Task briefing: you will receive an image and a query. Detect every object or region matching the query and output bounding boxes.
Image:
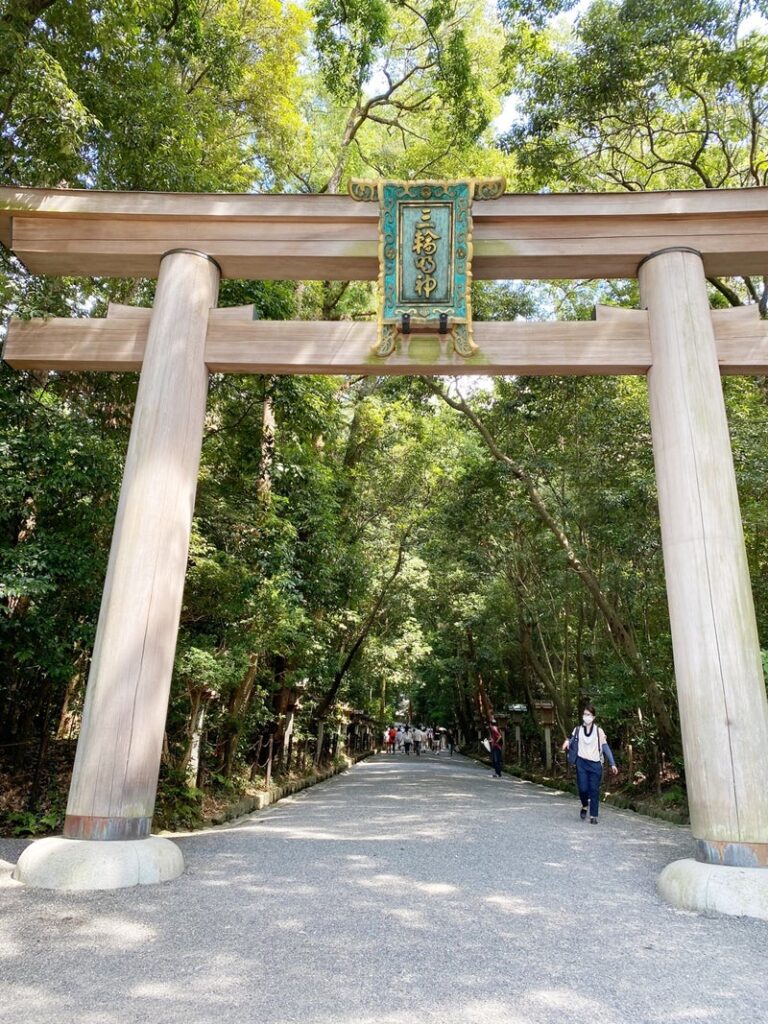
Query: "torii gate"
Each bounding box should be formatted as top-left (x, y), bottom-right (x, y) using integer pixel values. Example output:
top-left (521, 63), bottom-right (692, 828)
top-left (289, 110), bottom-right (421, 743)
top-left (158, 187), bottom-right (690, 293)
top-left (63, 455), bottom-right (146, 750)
top-left (3, 185), bottom-right (768, 919)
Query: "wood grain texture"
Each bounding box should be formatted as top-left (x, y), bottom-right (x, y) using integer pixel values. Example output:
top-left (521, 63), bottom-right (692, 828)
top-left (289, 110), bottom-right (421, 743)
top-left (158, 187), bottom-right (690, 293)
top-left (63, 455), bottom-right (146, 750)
top-left (106, 302), bottom-right (255, 321)
top-left (4, 318), bottom-right (147, 371)
top-left (3, 185), bottom-right (768, 280)
top-left (641, 249), bottom-right (768, 846)
top-left (6, 311), bottom-right (768, 375)
top-left (204, 319), bottom-right (653, 375)
top-left (64, 251), bottom-right (219, 830)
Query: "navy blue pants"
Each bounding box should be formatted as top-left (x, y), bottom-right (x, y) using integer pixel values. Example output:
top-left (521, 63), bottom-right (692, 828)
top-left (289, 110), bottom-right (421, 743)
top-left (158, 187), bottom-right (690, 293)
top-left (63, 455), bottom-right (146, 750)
top-left (491, 746), bottom-right (503, 777)
top-left (576, 756), bottom-right (603, 817)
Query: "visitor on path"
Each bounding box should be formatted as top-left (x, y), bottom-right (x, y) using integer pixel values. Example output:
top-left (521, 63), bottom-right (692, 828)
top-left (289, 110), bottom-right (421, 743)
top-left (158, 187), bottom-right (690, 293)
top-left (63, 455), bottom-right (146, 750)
top-left (388, 726), bottom-right (397, 753)
top-left (396, 726), bottom-right (404, 751)
top-left (383, 727), bottom-right (390, 751)
top-left (446, 729), bottom-right (454, 756)
top-left (562, 705), bottom-right (618, 823)
top-left (489, 719), bottom-right (503, 778)
top-left (403, 726), bottom-right (412, 755)
top-left (412, 726), bottom-right (423, 756)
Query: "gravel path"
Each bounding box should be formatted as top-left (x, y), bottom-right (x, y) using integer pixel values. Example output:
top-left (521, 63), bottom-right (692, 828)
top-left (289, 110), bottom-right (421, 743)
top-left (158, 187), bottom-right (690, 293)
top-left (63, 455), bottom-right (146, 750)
top-left (1, 753), bottom-right (766, 1024)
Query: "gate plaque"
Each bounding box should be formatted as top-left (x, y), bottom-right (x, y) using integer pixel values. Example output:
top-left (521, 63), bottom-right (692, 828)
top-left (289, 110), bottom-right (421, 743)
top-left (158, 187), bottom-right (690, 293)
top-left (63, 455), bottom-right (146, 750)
top-left (350, 178), bottom-right (505, 357)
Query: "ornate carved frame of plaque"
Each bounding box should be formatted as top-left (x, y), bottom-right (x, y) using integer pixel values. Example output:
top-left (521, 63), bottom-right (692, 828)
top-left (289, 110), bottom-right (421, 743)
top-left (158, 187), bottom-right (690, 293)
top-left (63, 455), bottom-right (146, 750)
top-left (349, 178), bottom-right (505, 357)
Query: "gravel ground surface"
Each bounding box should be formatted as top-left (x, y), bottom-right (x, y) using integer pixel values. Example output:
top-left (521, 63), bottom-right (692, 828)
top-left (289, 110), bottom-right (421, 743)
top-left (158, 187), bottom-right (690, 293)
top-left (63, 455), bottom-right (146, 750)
top-left (1, 753), bottom-right (767, 1024)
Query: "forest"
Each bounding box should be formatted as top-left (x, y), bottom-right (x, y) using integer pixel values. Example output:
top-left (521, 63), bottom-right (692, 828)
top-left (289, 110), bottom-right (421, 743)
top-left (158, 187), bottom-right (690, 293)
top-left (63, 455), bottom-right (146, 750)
top-left (2, 0), bottom-right (768, 834)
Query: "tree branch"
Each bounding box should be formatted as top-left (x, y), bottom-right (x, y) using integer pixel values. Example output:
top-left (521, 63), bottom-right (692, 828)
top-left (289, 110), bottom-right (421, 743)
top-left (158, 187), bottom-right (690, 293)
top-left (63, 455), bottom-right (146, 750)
top-left (314, 530), bottom-right (410, 721)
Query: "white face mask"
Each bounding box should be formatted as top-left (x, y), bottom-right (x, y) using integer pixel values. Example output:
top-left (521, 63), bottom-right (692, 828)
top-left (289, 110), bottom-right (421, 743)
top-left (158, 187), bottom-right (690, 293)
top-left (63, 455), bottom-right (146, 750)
top-left (582, 714), bottom-right (595, 726)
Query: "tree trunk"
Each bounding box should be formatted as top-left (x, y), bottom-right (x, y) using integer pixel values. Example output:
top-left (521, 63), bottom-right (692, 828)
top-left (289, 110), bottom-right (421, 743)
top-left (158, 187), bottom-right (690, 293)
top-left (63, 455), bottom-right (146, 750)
top-left (220, 652), bottom-right (260, 779)
top-left (181, 688), bottom-right (208, 786)
top-left (257, 392), bottom-right (276, 500)
top-left (314, 720), bottom-right (325, 767)
top-left (249, 735), bottom-right (264, 781)
top-left (466, 625), bottom-right (493, 726)
top-left (314, 533), bottom-right (409, 726)
top-left (56, 652), bottom-right (87, 740)
top-left (519, 620), bottom-right (570, 738)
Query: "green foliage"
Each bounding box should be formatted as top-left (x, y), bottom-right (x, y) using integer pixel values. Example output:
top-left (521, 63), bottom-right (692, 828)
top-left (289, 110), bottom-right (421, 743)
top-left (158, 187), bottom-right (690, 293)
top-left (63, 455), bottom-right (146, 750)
top-left (312, 0), bottom-right (391, 100)
top-left (659, 785), bottom-right (686, 807)
top-left (153, 768), bottom-right (205, 831)
top-left (506, 0), bottom-right (768, 198)
top-left (499, 0), bottom-right (579, 31)
top-left (0, 0), bottom-right (309, 190)
top-left (299, 0), bottom-right (512, 192)
top-left (0, 807), bottom-right (65, 837)
top-left (0, 364), bottom-right (127, 748)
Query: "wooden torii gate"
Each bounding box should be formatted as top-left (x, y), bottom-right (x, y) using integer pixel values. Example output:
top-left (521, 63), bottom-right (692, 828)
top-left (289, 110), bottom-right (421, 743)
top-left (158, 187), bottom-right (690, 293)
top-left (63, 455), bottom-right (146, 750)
top-left (3, 185), bottom-right (768, 917)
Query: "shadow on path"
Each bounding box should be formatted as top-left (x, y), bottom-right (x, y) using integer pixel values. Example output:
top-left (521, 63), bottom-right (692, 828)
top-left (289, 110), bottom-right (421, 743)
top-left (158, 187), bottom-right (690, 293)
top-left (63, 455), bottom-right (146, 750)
top-left (0, 754), bottom-right (765, 1024)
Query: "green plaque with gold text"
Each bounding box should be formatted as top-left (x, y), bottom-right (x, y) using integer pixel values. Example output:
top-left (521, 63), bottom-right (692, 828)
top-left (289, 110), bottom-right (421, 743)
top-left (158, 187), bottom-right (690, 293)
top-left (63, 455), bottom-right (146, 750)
top-left (350, 178), bottom-right (505, 357)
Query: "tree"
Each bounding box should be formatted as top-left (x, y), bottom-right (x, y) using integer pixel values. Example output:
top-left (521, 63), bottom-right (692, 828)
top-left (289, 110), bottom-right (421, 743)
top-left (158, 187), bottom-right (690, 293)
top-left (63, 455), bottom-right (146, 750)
top-left (293, 0), bottom-right (514, 192)
top-left (0, 0), bottom-right (309, 190)
top-left (505, 0), bottom-right (768, 306)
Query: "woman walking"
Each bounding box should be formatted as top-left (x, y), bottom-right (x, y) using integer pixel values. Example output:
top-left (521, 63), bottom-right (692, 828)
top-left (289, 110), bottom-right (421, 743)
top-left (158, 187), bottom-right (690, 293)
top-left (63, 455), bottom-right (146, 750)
top-left (489, 719), bottom-right (503, 778)
top-left (403, 726), bottom-right (412, 755)
top-left (562, 705), bottom-right (618, 823)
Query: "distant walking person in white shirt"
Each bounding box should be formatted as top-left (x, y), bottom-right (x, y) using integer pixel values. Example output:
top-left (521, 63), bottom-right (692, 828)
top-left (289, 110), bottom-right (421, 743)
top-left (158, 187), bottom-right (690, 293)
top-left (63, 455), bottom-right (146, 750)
top-left (562, 704), bottom-right (617, 823)
top-left (402, 726), bottom-right (412, 755)
top-left (412, 726), bottom-right (423, 756)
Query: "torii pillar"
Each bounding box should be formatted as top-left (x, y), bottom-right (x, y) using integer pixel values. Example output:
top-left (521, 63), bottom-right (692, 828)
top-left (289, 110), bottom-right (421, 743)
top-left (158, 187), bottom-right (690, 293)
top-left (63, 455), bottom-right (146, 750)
top-left (640, 247), bottom-right (768, 918)
top-left (14, 249), bottom-right (219, 889)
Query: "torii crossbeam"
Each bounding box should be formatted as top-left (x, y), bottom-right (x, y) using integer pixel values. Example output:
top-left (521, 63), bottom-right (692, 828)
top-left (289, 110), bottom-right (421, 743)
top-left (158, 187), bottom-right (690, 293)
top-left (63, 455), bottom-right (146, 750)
top-left (3, 185), bottom-right (768, 920)
top-left (4, 185), bottom-right (768, 374)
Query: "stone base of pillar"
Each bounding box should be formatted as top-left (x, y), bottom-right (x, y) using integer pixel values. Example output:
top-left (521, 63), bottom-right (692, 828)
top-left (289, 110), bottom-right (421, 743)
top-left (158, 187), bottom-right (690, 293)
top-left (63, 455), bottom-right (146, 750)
top-left (12, 836), bottom-right (184, 891)
top-left (658, 858), bottom-right (768, 921)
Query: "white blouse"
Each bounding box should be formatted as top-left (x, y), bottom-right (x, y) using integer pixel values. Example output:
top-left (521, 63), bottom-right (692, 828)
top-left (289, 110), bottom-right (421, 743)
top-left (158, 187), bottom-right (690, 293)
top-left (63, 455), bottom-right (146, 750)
top-left (577, 724), bottom-right (606, 762)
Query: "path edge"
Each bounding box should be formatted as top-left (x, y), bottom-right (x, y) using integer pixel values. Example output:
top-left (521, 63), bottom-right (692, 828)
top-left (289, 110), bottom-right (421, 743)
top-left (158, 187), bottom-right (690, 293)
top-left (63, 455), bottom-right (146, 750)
top-left (170, 750), bottom-right (375, 833)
